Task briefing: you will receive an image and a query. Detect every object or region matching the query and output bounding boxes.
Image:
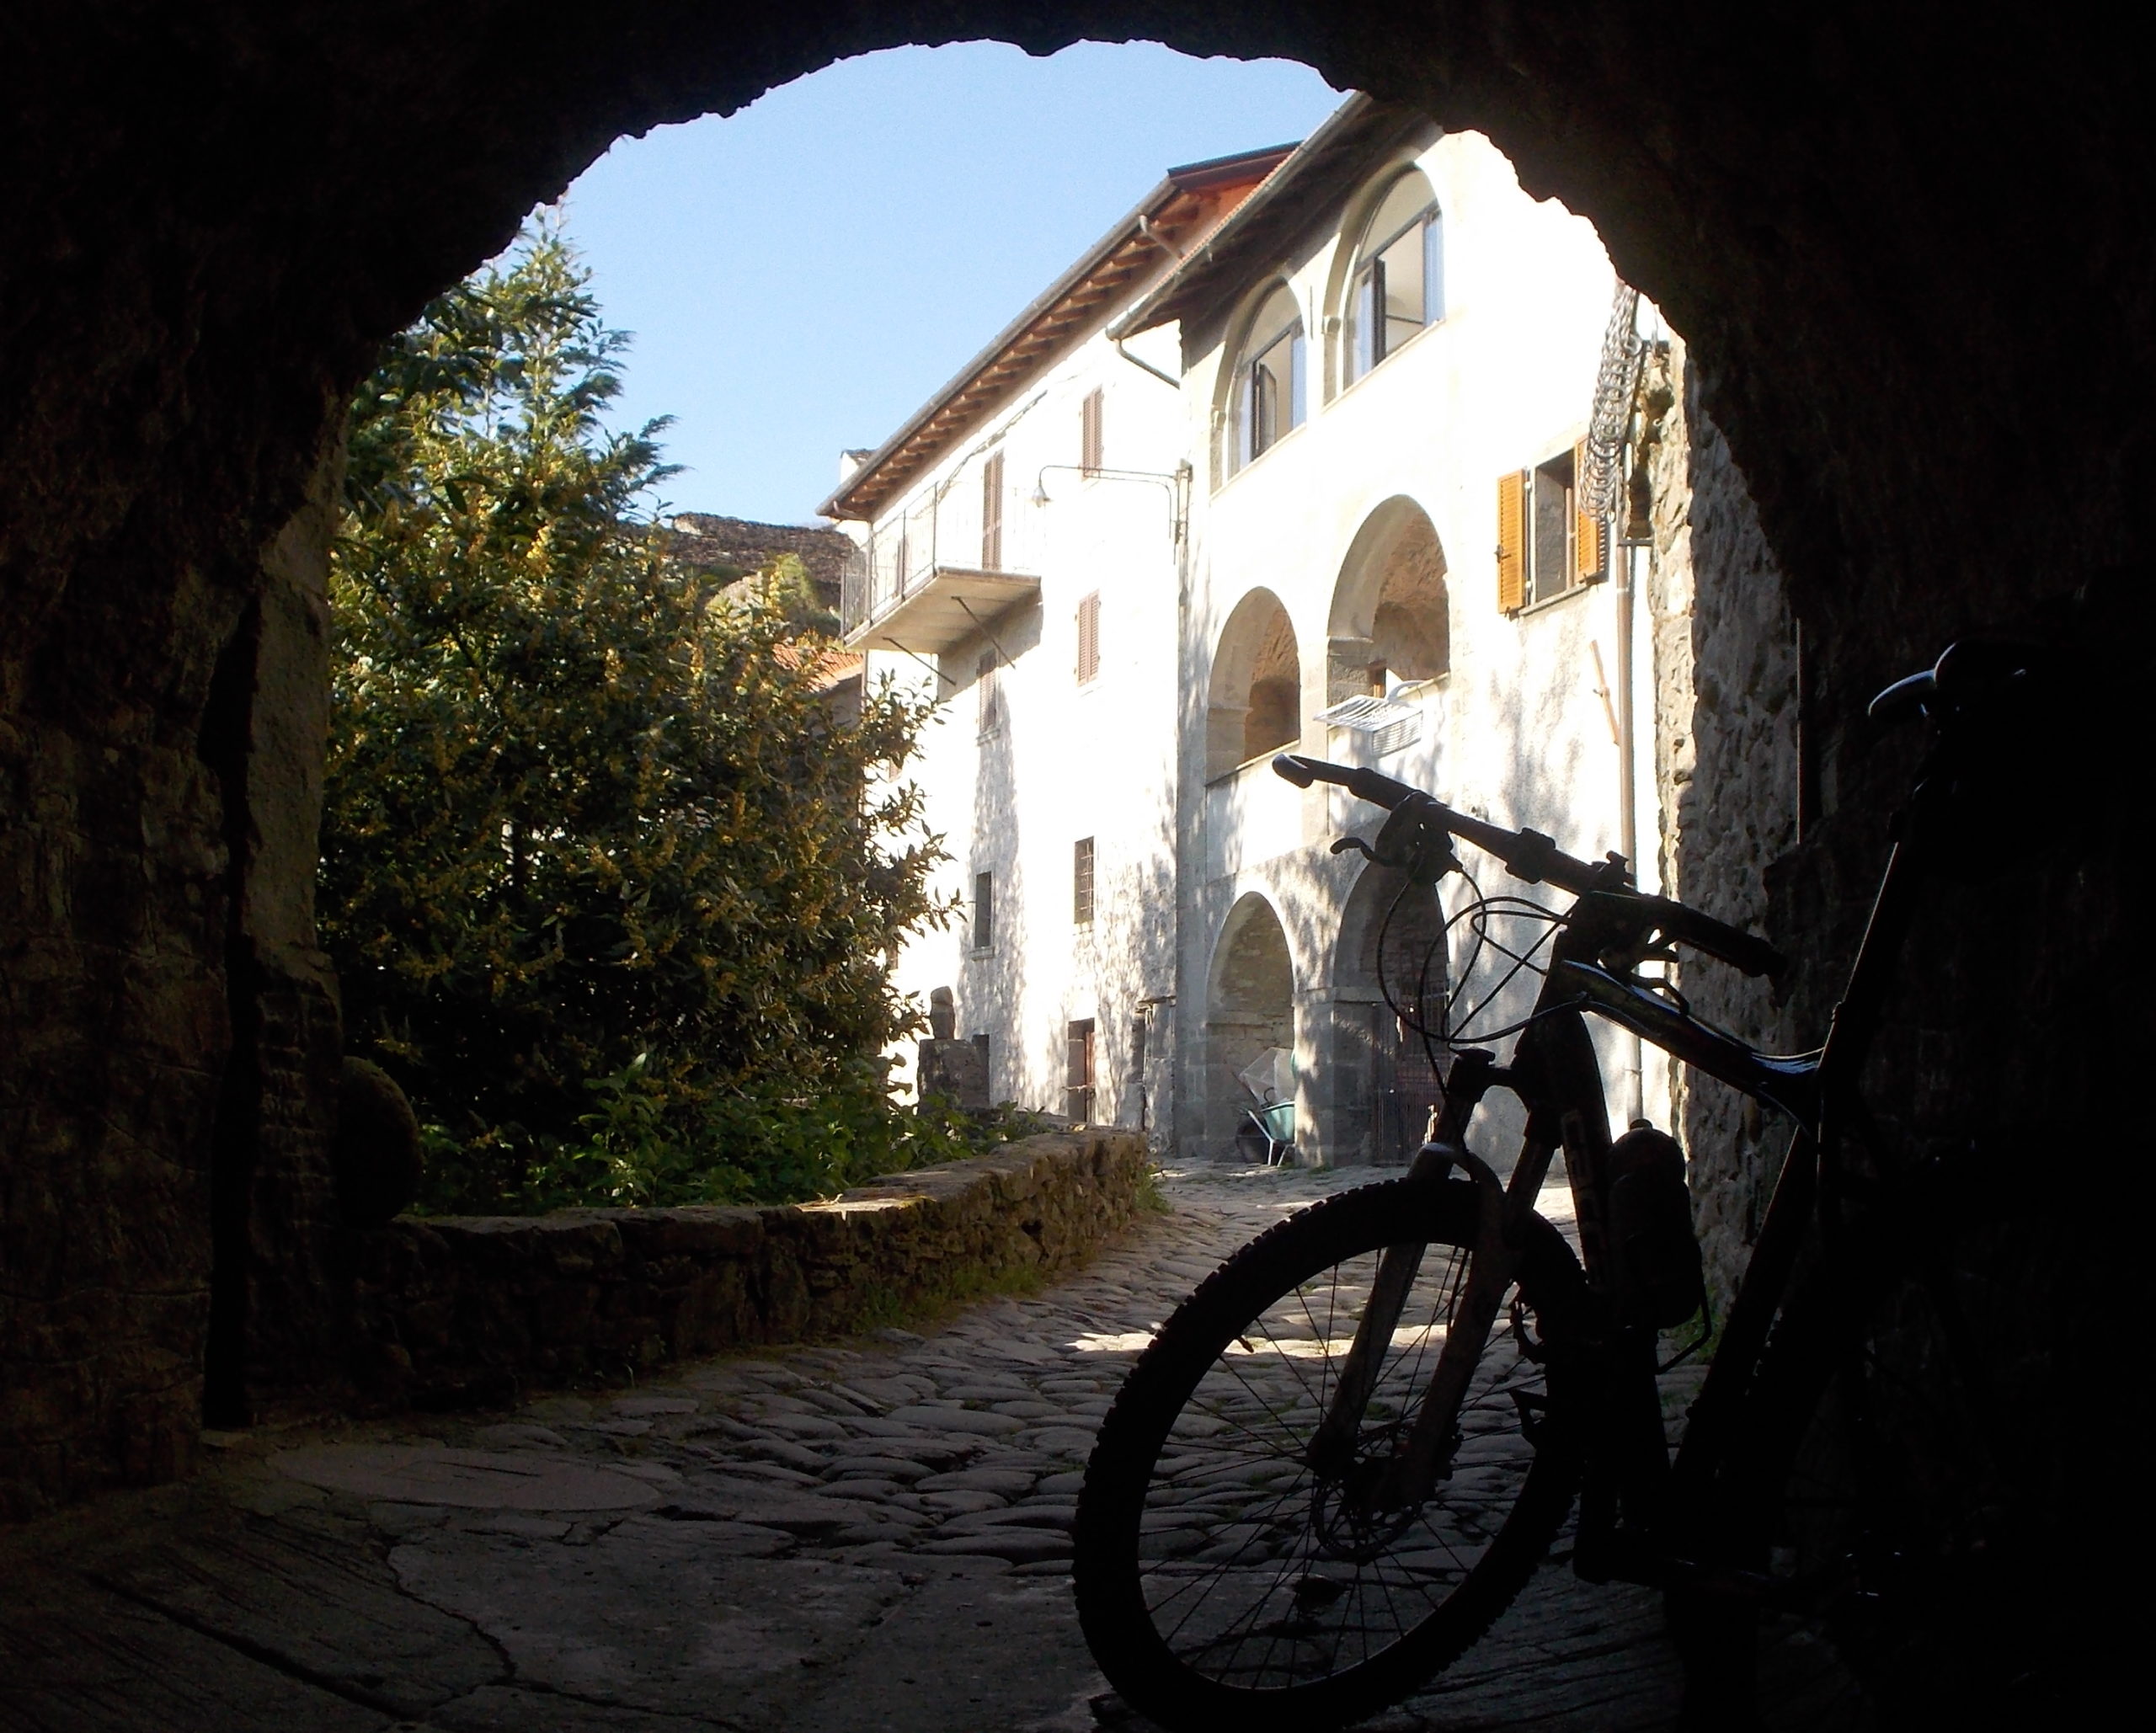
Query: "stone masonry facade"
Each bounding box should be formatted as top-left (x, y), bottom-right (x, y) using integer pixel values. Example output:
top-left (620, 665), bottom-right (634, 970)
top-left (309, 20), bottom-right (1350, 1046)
top-left (1646, 341), bottom-right (1800, 1305)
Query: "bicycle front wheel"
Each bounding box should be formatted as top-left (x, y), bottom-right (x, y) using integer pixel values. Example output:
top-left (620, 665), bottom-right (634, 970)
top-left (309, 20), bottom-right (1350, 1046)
top-left (1072, 1177), bottom-right (1587, 1733)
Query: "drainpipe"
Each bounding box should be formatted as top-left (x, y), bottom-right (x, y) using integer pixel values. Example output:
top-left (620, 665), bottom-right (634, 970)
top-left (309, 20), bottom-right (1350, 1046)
top-left (1113, 335), bottom-right (1182, 392)
top-left (1614, 536), bottom-right (1645, 1126)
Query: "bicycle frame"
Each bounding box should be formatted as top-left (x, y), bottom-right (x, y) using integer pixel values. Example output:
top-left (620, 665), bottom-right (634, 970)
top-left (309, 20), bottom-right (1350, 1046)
top-left (1313, 810), bottom-right (1936, 1581)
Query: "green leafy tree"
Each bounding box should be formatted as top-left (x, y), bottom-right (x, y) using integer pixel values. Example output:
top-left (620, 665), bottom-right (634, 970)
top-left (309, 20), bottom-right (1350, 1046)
top-left (322, 227), bottom-right (953, 1212)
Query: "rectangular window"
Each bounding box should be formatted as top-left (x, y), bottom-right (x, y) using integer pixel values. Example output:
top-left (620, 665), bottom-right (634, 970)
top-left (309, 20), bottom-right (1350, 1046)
top-left (1376, 221), bottom-right (1425, 358)
top-left (1423, 209), bottom-right (1445, 325)
top-left (1129, 1013), bottom-right (1150, 1131)
top-left (976, 650), bottom-right (1001, 735)
top-left (972, 870), bottom-right (994, 952)
top-left (980, 449), bottom-right (1004, 571)
top-left (1246, 326), bottom-right (1305, 462)
top-left (1501, 451), bottom-right (1593, 613)
top-left (972, 1030), bottom-right (991, 1098)
top-left (1352, 212), bottom-right (1441, 381)
top-left (1076, 590), bottom-right (1101, 684)
top-left (1353, 269), bottom-right (1376, 379)
top-left (1065, 1019), bottom-right (1097, 1126)
top-left (1073, 836), bottom-right (1096, 925)
top-left (1081, 387), bottom-right (1104, 475)
top-left (1529, 447), bottom-right (1577, 607)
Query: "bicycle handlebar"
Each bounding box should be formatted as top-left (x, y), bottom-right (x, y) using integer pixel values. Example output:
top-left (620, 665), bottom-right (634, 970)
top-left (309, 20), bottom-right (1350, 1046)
top-left (1273, 752), bottom-right (1786, 978)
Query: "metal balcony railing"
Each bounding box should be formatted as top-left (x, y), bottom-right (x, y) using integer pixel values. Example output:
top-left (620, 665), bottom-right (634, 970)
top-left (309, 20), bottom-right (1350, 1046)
top-left (841, 483), bottom-right (1040, 641)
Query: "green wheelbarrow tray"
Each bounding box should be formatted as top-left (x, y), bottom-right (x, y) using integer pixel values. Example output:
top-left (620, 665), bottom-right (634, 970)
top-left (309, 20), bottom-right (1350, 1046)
top-left (1237, 1097), bottom-right (1297, 1165)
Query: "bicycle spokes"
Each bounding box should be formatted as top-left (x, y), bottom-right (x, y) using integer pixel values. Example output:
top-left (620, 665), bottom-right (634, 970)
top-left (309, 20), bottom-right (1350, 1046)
top-left (1131, 1240), bottom-right (1549, 1689)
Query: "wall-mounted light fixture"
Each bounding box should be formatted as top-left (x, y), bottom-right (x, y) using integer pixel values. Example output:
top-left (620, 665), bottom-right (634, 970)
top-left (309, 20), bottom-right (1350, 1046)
top-left (1030, 461), bottom-right (1191, 545)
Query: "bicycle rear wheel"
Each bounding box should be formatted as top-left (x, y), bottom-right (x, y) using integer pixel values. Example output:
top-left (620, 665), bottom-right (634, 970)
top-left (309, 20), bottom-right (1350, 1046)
top-left (1073, 1177), bottom-right (1587, 1733)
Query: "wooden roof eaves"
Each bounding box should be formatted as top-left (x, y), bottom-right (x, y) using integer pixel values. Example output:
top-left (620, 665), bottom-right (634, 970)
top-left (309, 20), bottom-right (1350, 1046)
top-left (1108, 98), bottom-right (1436, 347)
top-left (819, 149), bottom-right (1292, 523)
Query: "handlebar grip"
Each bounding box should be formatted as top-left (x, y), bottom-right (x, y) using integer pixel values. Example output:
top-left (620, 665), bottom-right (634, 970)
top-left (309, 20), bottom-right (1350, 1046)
top-left (1272, 754), bottom-right (1417, 810)
top-left (1639, 893), bottom-right (1788, 978)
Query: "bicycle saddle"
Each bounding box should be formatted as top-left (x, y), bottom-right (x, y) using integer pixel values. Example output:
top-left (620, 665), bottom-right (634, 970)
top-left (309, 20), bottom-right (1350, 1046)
top-left (1867, 637), bottom-right (2047, 727)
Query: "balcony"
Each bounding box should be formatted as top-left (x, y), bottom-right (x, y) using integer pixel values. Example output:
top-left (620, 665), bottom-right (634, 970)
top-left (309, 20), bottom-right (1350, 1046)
top-left (843, 565), bottom-right (1039, 653)
top-left (841, 490), bottom-right (1040, 654)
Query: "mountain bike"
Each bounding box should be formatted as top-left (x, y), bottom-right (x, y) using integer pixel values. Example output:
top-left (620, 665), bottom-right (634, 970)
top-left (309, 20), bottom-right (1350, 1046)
top-left (1071, 637), bottom-right (2063, 1729)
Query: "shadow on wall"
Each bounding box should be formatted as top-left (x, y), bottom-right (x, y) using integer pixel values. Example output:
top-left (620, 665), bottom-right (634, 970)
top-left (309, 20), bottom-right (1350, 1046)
top-left (949, 602), bottom-right (1040, 1111)
top-left (1332, 861), bottom-right (1449, 1165)
top-left (1089, 800), bottom-right (1180, 1145)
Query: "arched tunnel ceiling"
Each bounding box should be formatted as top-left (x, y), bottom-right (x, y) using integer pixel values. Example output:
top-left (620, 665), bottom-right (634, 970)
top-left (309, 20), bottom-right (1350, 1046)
top-left (6, 1), bottom-right (2150, 707)
top-left (4, 0), bottom-right (2154, 1528)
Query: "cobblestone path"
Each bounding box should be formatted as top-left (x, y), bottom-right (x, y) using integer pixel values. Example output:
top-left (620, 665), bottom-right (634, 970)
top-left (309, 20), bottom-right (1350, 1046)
top-left (1, 1165), bottom-right (1835, 1733)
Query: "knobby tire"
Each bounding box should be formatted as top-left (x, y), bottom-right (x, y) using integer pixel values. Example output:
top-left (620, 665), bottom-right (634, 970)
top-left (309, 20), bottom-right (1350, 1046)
top-left (1073, 1178), bottom-right (1588, 1733)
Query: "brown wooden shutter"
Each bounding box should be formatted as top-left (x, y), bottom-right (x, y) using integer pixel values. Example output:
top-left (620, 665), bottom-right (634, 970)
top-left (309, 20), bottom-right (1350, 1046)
top-left (981, 450), bottom-right (1004, 571)
top-left (1573, 439), bottom-right (1604, 579)
top-left (1081, 388), bottom-right (1104, 475)
top-left (1076, 590), bottom-right (1101, 683)
top-left (1073, 836), bottom-right (1095, 925)
top-left (1065, 1020), bottom-right (1097, 1124)
top-left (1496, 470), bottom-right (1527, 613)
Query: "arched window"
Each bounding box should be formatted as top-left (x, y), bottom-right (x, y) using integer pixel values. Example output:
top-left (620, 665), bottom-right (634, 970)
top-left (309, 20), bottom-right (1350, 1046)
top-left (1326, 499), bottom-right (1449, 706)
top-left (1206, 589), bottom-right (1302, 778)
top-left (1228, 285), bottom-right (1305, 476)
top-left (1346, 172), bottom-right (1443, 382)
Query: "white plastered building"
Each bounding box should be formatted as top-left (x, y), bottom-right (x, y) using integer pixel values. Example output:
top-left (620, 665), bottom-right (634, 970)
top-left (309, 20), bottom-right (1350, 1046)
top-left (825, 96), bottom-right (1675, 1169)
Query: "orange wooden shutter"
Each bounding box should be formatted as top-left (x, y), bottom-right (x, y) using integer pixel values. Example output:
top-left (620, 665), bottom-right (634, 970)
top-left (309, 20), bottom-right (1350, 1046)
top-left (1081, 388), bottom-right (1104, 474)
top-left (1077, 591), bottom-right (1101, 682)
top-left (1573, 439), bottom-right (1604, 579)
top-left (1496, 470), bottom-right (1527, 613)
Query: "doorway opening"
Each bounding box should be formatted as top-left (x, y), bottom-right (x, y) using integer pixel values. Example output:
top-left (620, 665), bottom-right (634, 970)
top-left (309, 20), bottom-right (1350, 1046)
top-left (1206, 893), bottom-right (1295, 1160)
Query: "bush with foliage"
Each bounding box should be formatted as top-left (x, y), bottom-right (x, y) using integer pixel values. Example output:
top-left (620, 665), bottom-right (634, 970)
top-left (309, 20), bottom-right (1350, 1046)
top-left (322, 228), bottom-right (969, 1213)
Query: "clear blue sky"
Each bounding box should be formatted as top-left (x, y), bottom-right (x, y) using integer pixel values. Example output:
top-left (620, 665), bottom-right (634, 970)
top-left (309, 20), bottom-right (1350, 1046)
top-left (558, 43), bottom-right (1342, 525)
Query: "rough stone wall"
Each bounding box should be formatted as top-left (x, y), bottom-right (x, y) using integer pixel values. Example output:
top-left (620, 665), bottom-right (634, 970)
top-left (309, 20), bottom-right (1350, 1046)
top-left (352, 1131), bottom-right (1148, 1409)
top-left (665, 513), bottom-right (855, 610)
top-left (201, 445), bottom-right (350, 1426)
top-left (0, 419), bottom-right (350, 1516)
top-left (1645, 343), bottom-right (1800, 1304)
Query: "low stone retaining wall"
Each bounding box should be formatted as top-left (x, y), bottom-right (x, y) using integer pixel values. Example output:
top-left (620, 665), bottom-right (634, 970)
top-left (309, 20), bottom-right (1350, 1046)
top-left (352, 1131), bottom-right (1149, 1409)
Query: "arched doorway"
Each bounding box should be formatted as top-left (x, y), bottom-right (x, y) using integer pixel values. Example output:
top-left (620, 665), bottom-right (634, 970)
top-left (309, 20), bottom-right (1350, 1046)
top-left (1206, 589), bottom-right (1302, 779)
top-left (1206, 893), bottom-right (1294, 1160)
top-left (1331, 861), bottom-right (1448, 1164)
top-left (1326, 498), bottom-right (1449, 707)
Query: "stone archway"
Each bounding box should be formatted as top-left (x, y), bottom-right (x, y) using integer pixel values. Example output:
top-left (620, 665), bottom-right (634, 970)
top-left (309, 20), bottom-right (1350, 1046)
top-left (1206, 589), bottom-right (1302, 779)
top-left (4, 6), bottom-right (2153, 1533)
top-left (1326, 496), bottom-right (1449, 706)
top-left (1328, 861), bottom-right (1449, 1165)
top-left (1205, 893), bottom-right (1295, 1161)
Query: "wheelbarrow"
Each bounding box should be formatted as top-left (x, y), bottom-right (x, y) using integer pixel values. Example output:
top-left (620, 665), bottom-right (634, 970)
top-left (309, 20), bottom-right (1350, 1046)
top-left (1233, 1046), bottom-right (1297, 1166)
